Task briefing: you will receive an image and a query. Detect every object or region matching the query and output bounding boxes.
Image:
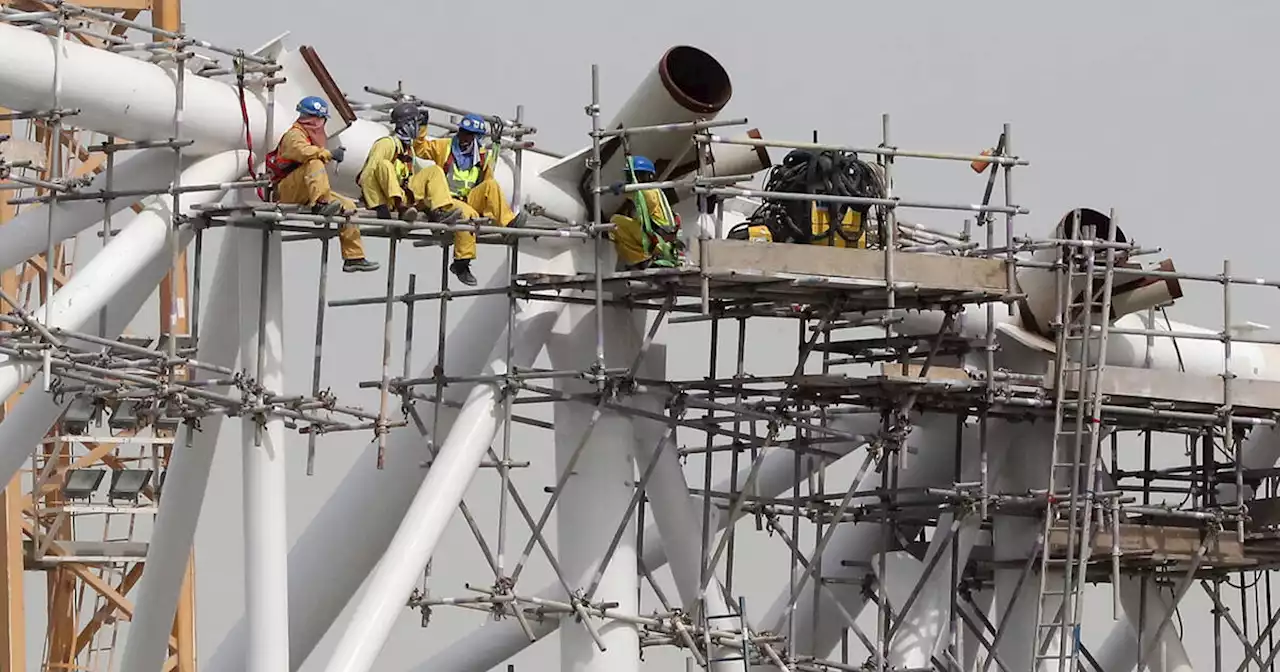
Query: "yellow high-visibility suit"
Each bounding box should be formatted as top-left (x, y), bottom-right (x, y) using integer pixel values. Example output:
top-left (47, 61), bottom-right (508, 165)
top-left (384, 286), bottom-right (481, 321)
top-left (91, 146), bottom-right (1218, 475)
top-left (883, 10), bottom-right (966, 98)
top-left (809, 205), bottom-right (868, 248)
top-left (274, 123), bottom-right (364, 260)
top-left (358, 136), bottom-right (413, 210)
top-left (416, 137), bottom-right (515, 261)
top-left (609, 189), bottom-right (672, 269)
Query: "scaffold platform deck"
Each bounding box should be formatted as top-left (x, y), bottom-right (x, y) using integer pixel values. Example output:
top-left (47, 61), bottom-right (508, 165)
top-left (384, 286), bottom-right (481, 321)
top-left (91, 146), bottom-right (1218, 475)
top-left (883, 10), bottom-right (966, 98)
top-left (517, 239), bottom-right (1012, 313)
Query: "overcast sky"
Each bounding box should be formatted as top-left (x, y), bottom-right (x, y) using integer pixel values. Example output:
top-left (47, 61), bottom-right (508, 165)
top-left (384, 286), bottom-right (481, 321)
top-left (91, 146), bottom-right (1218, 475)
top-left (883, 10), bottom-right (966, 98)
top-left (21, 2), bottom-right (1280, 670)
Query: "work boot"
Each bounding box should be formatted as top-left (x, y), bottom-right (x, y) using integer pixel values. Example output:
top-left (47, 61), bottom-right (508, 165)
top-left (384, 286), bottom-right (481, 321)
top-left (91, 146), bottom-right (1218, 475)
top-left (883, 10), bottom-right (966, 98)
top-left (311, 201), bottom-right (342, 217)
top-left (450, 259), bottom-right (477, 286)
top-left (509, 210), bottom-right (528, 228)
top-left (373, 205), bottom-right (393, 220)
top-left (343, 258), bottom-right (381, 273)
top-left (428, 207), bottom-right (461, 224)
top-left (399, 206), bottom-right (419, 222)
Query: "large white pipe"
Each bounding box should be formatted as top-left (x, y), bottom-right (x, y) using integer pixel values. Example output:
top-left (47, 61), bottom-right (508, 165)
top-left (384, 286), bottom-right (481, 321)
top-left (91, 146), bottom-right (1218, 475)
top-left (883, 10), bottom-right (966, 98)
top-left (0, 23), bottom-right (309, 155)
top-left (0, 149), bottom-right (180, 271)
top-left (876, 419), bottom-right (1023, 668)
top-left (119, 238), bottom-right (241, 672)
top-left (760, 414), bottom-right (1022, 660)
top-left (988, 426), bottom-right (1059, 672)
top-left (0, 150), bottom-right (245, 402)
top-left (0, 217), bottom-right (192, 490)
top-left (205, 260), bottom-right (513, 672)
top-left (629, 346), bottom-right (739, 671)
top-left (235, 228), bottom-right (291, 671)
top-left (1096, 422), bottom-right (1280, 672)
top-left (1093, 576), bottom-right (1193, 672)
top-left (548, 304), bottom-right (640, 672)
top-left (320, 283), bottom-right (568, 672)
top-left (412, 426), bottom-right (869, 672)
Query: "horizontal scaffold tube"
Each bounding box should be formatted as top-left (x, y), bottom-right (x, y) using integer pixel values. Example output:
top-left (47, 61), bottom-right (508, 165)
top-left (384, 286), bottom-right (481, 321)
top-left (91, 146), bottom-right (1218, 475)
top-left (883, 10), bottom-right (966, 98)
top-left (0, 218), bottom-right (199, 490)
top-left (412, 423), bottom-right (873, 672)
top-left (0, 150), bottom-right (245, 404)
top-left (203, 260), bottom-right (514, 671)
top-left (0, 148), bottom-right (180, 270)
top-left (321, 289), bottom-right (568, 672)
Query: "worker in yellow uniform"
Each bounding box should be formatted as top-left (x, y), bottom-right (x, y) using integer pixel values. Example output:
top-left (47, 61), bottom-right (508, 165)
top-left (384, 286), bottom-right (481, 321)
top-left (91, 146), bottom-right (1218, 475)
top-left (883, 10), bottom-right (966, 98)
top-left (266, 96), bottom-right (378, 272)
top-left (357, 101), bottom-right (426, 222)
top-left (608, 155), bottom-right (683, 271)
top-left (415, 113), bottom-right (526, 286)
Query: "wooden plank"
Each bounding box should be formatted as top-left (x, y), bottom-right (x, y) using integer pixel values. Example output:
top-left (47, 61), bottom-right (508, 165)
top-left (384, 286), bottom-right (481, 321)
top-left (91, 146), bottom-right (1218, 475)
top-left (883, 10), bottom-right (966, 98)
top-left (1051, 362), bottom-right (1280, 411)
top-left (73, 563), bottom-right (143, 655)
top-left (696, 238), bottom-right (1009, 293)
top-left (1048, 524), bottom-right (1243, 562)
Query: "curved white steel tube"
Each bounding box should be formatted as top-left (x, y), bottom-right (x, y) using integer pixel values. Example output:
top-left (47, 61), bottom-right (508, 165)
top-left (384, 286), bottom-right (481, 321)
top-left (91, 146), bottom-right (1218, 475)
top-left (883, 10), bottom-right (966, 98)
top-left (204, 260), bottom-right (514, 672)
top-left (629, 343), bottom-right (739, 671)
top-left (547, 305), bottom-right (642, 672)
top-left (0, 216), bottom-right (190, 489)
top-left (320, 289), bottom-right (567, 672)
top-left (1094, 575), bottom-right (1194, 672)
top-left (413, 426), bottom-right (869, 672)
top-left (119, 239), bottom-right (242, 672)
top-left (760, 414), bottom-right (1026, 662)
top-left (0, 149), bottom-right (179, 271)
top-left (0, 23), bottom-right (284, 155)
top-left (0, 150), bottom-right (245, 402)
top-left (236, 228), bottom-right (291, 671)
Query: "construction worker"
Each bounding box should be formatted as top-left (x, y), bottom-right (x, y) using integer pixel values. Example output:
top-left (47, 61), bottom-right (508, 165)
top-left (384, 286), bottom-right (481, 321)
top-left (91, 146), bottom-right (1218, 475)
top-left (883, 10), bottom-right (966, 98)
top-left (357, 102), bottom-right (425, 222)
top-left (267, 96), bottom-right (379, 272)
top-left (415, 113), bottom-right (526, 286)
top-left (608, 155), bottom-right (683, 271)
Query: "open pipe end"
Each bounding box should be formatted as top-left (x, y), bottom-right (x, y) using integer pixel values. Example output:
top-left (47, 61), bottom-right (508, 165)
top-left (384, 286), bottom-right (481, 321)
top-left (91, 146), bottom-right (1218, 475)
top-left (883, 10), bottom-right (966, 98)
top-left (658, 45), bottom-right (732, 115)
top-left (1057, 207), bottom-right (1128, 245)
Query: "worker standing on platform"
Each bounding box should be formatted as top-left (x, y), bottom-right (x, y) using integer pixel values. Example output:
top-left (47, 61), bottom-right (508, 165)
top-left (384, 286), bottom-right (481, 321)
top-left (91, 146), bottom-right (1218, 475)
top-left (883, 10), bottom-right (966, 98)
top-left (608, 155), bottom-right (683, 271)
top-left (415, 113), bottom-right (526, 286)
top-left (267, 96), bottom-right (379, 273)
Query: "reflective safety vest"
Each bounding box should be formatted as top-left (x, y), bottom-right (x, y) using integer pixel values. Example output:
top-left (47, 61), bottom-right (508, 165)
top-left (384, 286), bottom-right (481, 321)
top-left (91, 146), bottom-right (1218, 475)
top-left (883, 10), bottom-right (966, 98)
top-left (443, 149), bottom-right (487, 199)
top-left (631, 188), bottom-right (683, 268)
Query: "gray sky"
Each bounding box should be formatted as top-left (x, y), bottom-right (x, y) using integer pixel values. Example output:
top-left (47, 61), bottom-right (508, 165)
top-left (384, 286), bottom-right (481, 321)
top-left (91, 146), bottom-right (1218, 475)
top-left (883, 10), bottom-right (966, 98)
top-left (23, 1), bottom-right (1280, 669)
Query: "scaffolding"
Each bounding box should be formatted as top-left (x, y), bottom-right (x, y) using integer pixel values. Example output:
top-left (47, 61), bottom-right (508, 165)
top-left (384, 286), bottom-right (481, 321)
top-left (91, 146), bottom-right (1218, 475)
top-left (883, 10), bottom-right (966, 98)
top-left (5, 3), bottom-right (1280, 671)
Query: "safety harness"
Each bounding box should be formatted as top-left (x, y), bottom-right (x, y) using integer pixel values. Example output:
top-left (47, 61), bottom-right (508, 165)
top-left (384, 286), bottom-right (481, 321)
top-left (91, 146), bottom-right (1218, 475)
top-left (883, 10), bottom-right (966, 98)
top-left (729, 149), bottom-right (885, 247)
top-left (355, 136), bottom-right (413, 196)
top-left (624, 160), bottom-right (683, 269)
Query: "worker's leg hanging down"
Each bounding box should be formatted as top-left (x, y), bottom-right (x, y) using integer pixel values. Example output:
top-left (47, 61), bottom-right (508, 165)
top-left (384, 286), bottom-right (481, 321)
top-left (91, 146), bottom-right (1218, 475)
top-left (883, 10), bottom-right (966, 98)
top-left (280, 158), bottom-right (380, 273)
top-left (444, 178), bottom-right (527, 287)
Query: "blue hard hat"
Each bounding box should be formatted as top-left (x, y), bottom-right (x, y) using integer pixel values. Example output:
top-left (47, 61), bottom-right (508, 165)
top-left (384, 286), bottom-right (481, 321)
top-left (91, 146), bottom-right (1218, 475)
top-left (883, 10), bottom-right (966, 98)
top-left (297, 96), bottom-right (330, 119)
top-left (458, 113), bottom-right (487, 135)
top-left (628, 155), bottom-right (655, 175)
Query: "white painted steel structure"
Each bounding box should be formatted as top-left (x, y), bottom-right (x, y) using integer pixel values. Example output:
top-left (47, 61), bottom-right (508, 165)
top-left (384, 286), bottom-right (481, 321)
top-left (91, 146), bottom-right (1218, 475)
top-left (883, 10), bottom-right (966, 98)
top-left (3, 6), bottom-right (1280, 672)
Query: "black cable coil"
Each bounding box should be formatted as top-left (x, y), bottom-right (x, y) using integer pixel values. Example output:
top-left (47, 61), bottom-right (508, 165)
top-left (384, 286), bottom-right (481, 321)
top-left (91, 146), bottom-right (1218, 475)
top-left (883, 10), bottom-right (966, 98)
top-left (729, 149), bottom-right (886, 246)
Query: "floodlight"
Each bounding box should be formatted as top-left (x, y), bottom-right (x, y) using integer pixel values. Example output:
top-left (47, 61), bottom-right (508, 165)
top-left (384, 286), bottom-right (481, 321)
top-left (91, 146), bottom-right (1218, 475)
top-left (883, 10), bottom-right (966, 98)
top-left (108, 469), bottom-right (153, 503)
top-left (63, 469), bottom-right (106, 500)
top-left (108, 401), bottom-right (140, 430)
top-left (62, 397), bottom-right (96, 435)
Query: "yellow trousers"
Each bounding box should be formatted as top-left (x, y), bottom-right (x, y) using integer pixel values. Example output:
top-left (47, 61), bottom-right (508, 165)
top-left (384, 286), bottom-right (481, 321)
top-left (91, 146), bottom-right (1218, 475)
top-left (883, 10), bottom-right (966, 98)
top-left (276, 158), bottom-right (364, 261)
top-left (609, 214), bottom-right (650, 268)
top-left (360, 159), bottom-right (407, 209)
top-left (409, 169), bottom-right (515, 261)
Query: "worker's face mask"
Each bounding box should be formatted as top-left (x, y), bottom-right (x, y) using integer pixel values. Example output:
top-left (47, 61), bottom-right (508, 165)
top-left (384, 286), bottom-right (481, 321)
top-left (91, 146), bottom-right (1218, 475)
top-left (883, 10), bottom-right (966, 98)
top-left (457, 131), bottom-right (476, 150)
top-left (394, 118), bottom-right (420, 145)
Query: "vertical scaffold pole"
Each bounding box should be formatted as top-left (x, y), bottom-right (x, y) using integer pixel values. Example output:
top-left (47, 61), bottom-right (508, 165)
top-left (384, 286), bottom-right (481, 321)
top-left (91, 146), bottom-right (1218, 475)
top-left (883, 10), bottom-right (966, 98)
top-left (589, 65), bottom-right (606, 391)
top-left (42, 14), bottom-right (65, 391)
top-left (496, 104), bottom-right (524, 578)
top-left (375, 233), bottom-right (400, 469)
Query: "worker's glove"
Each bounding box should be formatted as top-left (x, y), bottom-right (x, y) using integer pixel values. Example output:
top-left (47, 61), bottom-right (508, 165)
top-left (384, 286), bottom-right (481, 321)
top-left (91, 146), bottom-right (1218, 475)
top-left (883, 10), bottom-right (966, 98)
top-left (330, 146), bottom-right (346, 164)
